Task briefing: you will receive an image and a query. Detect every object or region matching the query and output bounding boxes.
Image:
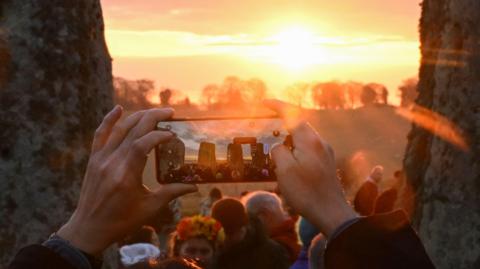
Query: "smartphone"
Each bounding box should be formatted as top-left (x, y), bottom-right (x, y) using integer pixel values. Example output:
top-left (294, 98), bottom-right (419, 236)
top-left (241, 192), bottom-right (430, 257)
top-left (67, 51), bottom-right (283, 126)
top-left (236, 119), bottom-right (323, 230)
top-left (154, 116), bottom-right (291, 184)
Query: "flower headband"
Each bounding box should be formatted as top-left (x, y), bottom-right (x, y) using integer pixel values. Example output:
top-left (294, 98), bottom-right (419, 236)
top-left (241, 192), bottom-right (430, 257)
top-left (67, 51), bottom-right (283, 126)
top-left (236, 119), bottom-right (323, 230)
top-left (176, 215), bottom-right (225, 243)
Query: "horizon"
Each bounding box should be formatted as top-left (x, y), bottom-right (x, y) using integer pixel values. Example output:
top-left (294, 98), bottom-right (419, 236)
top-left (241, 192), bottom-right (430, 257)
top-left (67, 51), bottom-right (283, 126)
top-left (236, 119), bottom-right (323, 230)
top-left (102, 0), bottom-right (422, 106)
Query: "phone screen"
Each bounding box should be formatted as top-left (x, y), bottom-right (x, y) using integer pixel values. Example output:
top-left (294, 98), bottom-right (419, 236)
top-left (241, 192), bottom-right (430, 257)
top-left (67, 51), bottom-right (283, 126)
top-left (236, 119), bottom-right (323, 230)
top-left (154, 117), bottom-right (289, 184)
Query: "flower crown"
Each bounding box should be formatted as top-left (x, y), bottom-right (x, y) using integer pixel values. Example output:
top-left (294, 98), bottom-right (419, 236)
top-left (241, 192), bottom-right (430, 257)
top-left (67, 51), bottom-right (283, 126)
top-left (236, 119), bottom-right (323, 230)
top-left (176, 215), bottom-right (225, 243)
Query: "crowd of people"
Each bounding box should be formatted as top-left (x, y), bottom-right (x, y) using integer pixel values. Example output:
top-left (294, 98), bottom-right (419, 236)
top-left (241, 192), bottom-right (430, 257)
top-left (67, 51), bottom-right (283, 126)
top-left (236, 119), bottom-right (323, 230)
top-left (8, 101), bottom-right (435, 269)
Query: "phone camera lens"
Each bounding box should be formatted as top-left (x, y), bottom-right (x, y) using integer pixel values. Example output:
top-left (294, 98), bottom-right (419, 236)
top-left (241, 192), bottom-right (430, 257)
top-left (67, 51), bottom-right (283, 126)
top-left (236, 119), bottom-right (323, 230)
top-left (273, 130), bottom-right (280, 137)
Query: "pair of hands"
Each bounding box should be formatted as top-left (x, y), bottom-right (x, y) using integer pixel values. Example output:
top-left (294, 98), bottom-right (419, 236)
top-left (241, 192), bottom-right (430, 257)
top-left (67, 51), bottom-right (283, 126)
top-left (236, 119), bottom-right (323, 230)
top-left (57, 100), bottom-right (356, 256)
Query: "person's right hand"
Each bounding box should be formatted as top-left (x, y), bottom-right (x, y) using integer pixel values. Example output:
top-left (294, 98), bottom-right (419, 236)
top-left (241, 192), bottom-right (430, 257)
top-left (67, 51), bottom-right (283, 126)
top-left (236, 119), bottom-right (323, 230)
top-left (265, 100), bottom-right (357, 238)
top-left (57, 106), bottom-right (197, 256)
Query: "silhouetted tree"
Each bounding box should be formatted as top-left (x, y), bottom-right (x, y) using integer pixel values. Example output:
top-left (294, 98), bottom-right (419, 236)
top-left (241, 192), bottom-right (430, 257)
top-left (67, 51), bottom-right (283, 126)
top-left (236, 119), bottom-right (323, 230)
top-left (244, 78), bottom-right (267, 104)
top-left (202, 84), bottom-right (219, 106)
top-left (159, 88), bottom-right (172, 106)
top-left (360, 85), bottom-right (378, 106)
top-left (220, 76), bottom-right (245, 108)
top-left (380, 87), bottom-right (389, 104)
top-left (114, 77), bottom-right (154, 109)
top-left (398, 78), bottom-right (419, 107)
top-left (285, 82), bottom-right (309, 107)
top-left (344, 81), bottom-right (364, 109)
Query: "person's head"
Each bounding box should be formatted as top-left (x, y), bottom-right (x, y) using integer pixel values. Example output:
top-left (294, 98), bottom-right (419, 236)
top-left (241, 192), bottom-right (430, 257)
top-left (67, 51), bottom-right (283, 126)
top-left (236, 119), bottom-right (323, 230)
top-left (369, 165), bottom-right (384, 183)
top-left (211, 198), bottom-right (248, 245)
top-left (170, 216), bottom-right (224, 266)
top-left (209, 187), bottom-right (222, 202)
top-left (299, 218), bottom-right (319, 250)
top-left (241, 191), bottom-right (288, 234)
top-left (122, 226), bottom-right (159, 247)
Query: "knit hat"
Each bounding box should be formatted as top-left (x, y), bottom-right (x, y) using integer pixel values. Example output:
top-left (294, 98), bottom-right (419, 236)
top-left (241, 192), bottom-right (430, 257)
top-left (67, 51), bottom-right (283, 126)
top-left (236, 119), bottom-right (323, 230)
top-left (211, 198), bottom-right (248, 235)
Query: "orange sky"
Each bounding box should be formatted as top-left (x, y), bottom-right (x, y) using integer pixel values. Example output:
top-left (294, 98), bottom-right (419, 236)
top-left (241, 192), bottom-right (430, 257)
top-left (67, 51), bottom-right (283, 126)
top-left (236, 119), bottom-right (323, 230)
top-left (101, 0), bottom-right (422, 105)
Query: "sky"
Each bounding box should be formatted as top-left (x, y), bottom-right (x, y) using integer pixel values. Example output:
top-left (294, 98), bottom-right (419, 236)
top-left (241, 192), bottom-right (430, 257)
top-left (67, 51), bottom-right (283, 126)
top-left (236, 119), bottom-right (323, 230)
top-left (101, 0), bottom-right (422, 105)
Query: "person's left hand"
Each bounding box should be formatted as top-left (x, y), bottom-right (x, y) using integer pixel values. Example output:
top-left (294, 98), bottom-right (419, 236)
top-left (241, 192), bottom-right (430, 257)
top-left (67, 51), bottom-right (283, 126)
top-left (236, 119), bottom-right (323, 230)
top-left (57, 106), bottom-right (197, 255)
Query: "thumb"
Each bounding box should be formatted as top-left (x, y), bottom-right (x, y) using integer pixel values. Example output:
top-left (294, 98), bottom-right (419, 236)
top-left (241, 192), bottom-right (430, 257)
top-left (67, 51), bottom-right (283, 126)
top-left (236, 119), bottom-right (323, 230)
top-left (152, 183), bottom-right (198, 206)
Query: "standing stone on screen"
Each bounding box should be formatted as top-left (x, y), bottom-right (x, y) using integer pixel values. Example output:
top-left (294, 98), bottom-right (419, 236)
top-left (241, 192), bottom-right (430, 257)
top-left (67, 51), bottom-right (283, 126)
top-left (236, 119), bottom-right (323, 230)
top-left (403, 0), bottom-right (480, 268)
top-left (0, 0), bottom-right (114, 266)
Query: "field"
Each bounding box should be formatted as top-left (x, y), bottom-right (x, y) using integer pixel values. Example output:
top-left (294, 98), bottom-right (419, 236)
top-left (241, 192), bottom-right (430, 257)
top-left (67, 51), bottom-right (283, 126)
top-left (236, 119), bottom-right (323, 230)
top-left (141, 105), bottom-right (411, 215)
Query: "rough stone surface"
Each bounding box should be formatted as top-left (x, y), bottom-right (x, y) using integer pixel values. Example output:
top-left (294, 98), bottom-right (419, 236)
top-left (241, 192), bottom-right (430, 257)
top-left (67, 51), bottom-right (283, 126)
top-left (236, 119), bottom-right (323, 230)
top-left (0, 0), bottom-right (113, 266)
top-left (403, 1), bottom-right (480, 268)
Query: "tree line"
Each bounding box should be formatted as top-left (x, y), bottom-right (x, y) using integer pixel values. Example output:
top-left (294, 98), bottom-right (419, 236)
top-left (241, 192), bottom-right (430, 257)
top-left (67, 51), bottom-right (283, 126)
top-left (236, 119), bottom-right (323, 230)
top-left (113, 76), bottom-right (419, 110)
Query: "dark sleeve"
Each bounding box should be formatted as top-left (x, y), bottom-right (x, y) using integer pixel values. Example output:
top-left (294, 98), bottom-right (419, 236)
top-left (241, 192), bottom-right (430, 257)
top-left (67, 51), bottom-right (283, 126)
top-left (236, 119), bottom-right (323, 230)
top-left (324, 210), bottom-right (435, 269)
top-left (9, 244), bottom-right (78, 269)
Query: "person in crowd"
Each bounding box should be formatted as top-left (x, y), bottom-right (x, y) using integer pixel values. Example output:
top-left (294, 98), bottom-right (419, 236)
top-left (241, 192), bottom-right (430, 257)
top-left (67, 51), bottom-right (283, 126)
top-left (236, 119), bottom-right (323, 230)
top-left (119, 226), bottom-right (161, 268)
top-left (290, 218), bottom-right (320, 269)
top-left (211, 198), bottom-right (290, 269)
top-left (353, 165), bottom-right (384, 215)
top-left (9, 102), bottom-right (434, 269)
top-left (199, 188), bottom-right (223, 216)
top-left (242, 191), bottom-right (301, 263)
top-left (118, 257), bottom-right (203, 269)
top-left (308, 234), bottom-right (327, 269)
top-left (169, 216), bottom-right (224, 269)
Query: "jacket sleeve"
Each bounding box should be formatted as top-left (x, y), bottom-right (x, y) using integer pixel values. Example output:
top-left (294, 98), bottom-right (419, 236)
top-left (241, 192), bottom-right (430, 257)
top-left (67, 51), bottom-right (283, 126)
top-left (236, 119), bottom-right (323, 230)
top-left (324, 210), bottom-right (435, 269)
top-left (9, 244), bottom-right (79, 269)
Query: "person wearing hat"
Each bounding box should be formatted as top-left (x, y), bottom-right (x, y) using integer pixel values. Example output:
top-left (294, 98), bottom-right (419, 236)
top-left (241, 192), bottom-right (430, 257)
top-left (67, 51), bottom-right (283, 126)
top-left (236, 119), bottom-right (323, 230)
top-left (211, 198), bottom-right (289, 269)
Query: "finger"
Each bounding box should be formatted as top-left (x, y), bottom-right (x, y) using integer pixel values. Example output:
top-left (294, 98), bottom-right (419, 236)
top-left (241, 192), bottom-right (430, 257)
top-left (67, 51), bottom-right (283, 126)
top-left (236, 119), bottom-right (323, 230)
top-left (152, 183), bottom-right (198, 206)
top-left (126, 108), bottom-right (174, 143)
top-left (102, 110), bottom-right (145, 154)
top-left (91, 105), bottom-right (123, 153)
top-left (290, 122), bottom-right (329, 156)
top-left (271, 143), bottom-right (297, 177)
top-left (125, 131), bottom-right (174, 176)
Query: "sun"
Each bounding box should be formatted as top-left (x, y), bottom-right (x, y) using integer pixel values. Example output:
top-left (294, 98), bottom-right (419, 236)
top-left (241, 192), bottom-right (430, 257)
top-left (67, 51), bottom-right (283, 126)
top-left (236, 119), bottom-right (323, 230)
top-left (269, 27), bottom-right (325, 70)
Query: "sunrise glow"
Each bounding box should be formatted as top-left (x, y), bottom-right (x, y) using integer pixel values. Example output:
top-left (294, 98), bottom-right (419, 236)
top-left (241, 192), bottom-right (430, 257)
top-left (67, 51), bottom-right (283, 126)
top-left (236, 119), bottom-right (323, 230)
top-left (268, 27), bottom-right (326, 70)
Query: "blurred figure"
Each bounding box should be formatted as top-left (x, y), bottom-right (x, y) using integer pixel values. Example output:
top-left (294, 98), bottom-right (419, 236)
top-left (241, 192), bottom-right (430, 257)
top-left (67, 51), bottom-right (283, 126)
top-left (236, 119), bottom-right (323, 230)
top-left (242, 191), bottom-right (301, 263)
top-left (199, 188), bottom-right (223, 216)
top-left (374, 170), bottom-right (404, 214)
top-left (289, 218), bottom-right (319, 269)
top-left (169, 216), bottom-right (224, 269)
top-left (308, 234), bottom-right (327, 269)
top-left (119, 226), bottom-right (161, 268)
top-left (354, 165), bottom-right (383, 216)
top-left (212, 198), bottom-right (289, 269)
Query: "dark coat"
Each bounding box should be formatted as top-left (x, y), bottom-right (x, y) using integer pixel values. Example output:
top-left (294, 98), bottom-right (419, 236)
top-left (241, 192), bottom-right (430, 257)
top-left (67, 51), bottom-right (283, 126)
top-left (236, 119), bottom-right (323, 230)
top-left (9, 244), bottom-right (79, 269)
top-left (374, 187), bottom-right (398, 214)
top-left (215, 217), bottom-right (290, 269)
top-left (324, 210), bottom-right (435, 269)
top-left (354, 180), bottom-right (379, 216)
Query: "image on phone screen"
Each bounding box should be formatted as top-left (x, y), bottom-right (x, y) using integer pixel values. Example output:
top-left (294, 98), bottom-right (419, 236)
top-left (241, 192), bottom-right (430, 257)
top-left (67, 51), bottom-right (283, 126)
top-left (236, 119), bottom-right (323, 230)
top-left (155, 118), bottom-right (288, 184)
